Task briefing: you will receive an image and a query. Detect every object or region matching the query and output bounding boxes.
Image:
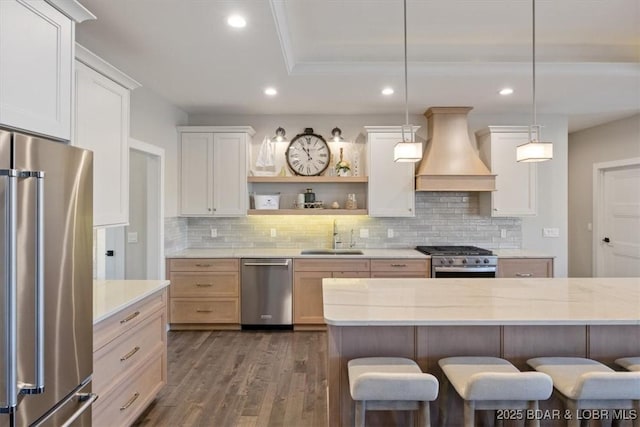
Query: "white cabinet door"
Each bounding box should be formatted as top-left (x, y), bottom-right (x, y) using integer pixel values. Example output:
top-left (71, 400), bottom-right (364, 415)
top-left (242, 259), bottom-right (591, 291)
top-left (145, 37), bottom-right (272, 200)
top-left (367, 129), bottom-right (415, 217)
top-left (0, 0), bottom-right (72, 140)
top-left (179, 130), bottom-right (249, 217)
top-left (75, 61), bottom-right (130, 227)
top-left (212, 133), bottom-right (247, 216)
top-left (477, 126), bottom-right (537, 216)
top-left (179, 132), bottom-right (213, 215)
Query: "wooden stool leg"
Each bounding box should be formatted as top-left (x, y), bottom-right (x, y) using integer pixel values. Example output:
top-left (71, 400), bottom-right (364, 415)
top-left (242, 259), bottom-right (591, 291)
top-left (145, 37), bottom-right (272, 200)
top-left (355, 400), bottom-right (366, 427)
top-left (419, 401), bottom-right (431, 427)
top-left (527, 400), bottom-right (540, 427)
top-left (463, 400), bottom-right (475, 427)
top-left (408, 409), bottom-right (414, 427)
top-left (633, 400), bottom-right (640, 427)
top-left (566, 400), bottom-right (580, 427)
top-left (438, 377), bottom-right (449, 427)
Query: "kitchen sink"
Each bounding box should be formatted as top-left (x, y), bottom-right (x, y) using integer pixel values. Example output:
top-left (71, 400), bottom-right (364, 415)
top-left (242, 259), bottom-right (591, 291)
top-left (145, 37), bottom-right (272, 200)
top-left (300, 249), bottom-right (364, 255)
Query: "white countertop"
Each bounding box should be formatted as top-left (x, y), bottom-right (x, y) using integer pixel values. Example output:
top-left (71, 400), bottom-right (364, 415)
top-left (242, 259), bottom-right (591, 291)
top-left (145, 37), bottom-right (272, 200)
top-left (492, 249), bottom-right (556, 258)
top-left (167, 248), bottom-right (428, 259)
top-left (322, 277), bottom-right (640, 326)
top-left (93, 280), bottom-right (170, 324)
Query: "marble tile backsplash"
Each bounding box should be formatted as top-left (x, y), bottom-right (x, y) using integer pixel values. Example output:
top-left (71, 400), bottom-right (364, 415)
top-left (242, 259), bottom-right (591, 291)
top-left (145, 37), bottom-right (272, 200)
top-left (168, 192), bottom-right (521, 250)
top-left (164, 216), bottom-right (188, 255)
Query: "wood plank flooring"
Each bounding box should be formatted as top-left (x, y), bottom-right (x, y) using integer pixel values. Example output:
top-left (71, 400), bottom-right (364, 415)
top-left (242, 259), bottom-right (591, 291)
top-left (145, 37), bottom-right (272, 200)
top-left (132, 330), bottom-right (328, 427)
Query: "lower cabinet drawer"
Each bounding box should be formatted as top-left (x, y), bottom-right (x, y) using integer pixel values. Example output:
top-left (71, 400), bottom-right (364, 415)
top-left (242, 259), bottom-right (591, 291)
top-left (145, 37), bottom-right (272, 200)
top-left (93, 354), bottom-right (165, 427)
top-left (370, 259), bottom-right (428, 274)
top-left (497, 258), bottom-right (553, 278)
top-left (169, 272), bottom-right (239, 297)
top-left (93, 312), bottom-right (164, 397)
top-left (170, 298), bottom-right (239, 323)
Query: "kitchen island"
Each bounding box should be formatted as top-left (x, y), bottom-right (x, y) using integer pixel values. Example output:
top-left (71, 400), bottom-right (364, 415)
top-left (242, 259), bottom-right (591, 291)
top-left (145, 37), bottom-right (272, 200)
top-left (323, 277), bottom-right (640, 427)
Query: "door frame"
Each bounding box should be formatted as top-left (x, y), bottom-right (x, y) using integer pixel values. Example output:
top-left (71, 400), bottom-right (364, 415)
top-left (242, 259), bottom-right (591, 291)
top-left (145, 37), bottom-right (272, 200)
top-left (592, 157), bottom-right (640, 276)
top-left (129, 137), bottom-right (165, 279)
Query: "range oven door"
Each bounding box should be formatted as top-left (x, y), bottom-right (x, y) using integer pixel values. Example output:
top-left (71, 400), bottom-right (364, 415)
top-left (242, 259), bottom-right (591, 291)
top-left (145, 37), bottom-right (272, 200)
top-left (432, 267), bottom-right (496, 278)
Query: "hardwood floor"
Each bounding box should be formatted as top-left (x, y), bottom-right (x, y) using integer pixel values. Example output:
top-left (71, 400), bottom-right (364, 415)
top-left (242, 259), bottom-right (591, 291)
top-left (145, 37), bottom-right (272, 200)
top-left (132, 330), bottom-right (328, 427)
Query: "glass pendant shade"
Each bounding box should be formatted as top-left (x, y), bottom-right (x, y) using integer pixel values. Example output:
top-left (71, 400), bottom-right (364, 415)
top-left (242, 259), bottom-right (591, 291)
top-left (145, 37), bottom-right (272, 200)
top-left (516, 140), bottom-right (553, 162)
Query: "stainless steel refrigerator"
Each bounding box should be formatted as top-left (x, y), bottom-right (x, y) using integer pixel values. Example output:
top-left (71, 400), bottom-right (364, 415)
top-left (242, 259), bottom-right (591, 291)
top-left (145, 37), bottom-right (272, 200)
top-left (0, 129), bottom-right (94, 426)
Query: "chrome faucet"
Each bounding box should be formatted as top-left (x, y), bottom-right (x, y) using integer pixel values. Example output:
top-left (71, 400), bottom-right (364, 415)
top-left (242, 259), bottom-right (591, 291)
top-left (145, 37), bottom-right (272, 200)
top-left (332, 219), bottom-right (341, 249)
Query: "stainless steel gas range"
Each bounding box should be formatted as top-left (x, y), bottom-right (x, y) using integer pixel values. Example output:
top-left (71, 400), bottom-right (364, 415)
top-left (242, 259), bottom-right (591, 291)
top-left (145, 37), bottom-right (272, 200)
top-left (415, 246), bottom-right (497, 278)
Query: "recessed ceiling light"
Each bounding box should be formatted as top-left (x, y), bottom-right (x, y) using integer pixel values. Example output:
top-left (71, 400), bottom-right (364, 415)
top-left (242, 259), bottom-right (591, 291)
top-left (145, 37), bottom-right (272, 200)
top-left (227, 15), bottom-right (247, 28)
top-left (499, 87), bottom-right (514, 96)
top-left (382, 87), bottom-right (394, 96)
top-left (264, 87), bottom-right (277, 96)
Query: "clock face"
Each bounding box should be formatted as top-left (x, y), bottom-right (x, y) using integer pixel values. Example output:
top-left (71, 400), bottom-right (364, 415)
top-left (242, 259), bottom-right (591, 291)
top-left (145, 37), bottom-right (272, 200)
top-left (285, 132), bottom-right (331, 176)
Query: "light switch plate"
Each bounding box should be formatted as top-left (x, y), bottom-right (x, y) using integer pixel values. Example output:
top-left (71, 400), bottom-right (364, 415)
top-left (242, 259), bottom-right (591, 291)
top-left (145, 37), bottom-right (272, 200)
top-left (270, 228), bottom-right (277, 237)
top-left (127, 232), bottom-right (138, 243)
top-left (360, 229), bottom-right (369, 238)
top-left (387, 229), bottom-right (394, 238)
top-left (542, 227), bottom-right (560, 238)
top-left (210, 228), bottom-right (217, 238)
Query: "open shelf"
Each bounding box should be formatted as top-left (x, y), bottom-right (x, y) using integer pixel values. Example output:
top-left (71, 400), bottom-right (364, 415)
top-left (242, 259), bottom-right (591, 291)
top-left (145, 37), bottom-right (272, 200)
top-left (247, 209), bottom-right (368, 216)
top-left (248, 176), bottom-right (368, 183)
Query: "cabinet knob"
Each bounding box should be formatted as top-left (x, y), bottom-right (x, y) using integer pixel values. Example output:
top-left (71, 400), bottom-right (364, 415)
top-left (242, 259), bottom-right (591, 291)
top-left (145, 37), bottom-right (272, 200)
top-left (208, 208), bottom-right (212, 212)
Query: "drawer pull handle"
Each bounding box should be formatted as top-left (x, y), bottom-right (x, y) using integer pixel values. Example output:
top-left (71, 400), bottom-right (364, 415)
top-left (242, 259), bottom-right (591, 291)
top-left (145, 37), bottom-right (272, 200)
top-left (120, 392), bottom-right (140, 411)
top-left (195, 263), bottom-right (212, 267)
top-left (196, 309), bottom-right (213, 313)
top-left (120, 311), bottom-right (140, 324)
top-left (196, 283), bottom-right (213, 287)
top-left (390, 264), bottom-right (407, 267)
top-left (120, 346), bottom-right (141, 362)
top-left (515, 273), bottom-right (533, 277)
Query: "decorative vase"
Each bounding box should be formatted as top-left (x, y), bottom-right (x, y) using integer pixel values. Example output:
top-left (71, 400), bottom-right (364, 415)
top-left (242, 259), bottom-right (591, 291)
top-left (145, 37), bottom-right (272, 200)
top-left (337, 169), bottom-right (351, 177)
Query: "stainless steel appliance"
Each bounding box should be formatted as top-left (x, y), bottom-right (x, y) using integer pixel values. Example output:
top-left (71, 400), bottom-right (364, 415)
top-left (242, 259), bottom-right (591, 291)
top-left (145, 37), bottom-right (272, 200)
top-left (1, 129), bottom-right (95, 426)
top-left (415, 246), bottom-right (497, 278)
top-left (241, 258), bottom-right (292, 328)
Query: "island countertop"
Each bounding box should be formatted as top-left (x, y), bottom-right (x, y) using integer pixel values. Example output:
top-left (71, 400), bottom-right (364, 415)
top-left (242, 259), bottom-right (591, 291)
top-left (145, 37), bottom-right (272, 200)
top-left (322, 277), bottom-right (640, 326)
top-left (93, 279), bottom-right (170, 324)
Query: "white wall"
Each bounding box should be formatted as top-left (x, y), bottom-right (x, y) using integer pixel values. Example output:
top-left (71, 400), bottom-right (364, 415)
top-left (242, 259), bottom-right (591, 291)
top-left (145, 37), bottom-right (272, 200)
top-left (129, 86), bottom-right (188, 217)
top-left (126, 150), bottom-right (147, 279)
top-left (189, 111), bottom-right (570, 276)
top-left (568, 114), bottom-right (640, 276)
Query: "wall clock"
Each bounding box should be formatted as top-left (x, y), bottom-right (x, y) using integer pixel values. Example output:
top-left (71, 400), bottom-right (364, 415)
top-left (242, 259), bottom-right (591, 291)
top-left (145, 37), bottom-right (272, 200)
top-left (285, 128), bottom-right (331, 176)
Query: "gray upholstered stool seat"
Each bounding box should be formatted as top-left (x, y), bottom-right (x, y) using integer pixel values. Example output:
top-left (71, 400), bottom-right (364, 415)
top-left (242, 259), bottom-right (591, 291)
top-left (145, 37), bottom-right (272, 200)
top-left (438, 356), bottom-right (553, 427)
top-left (616, 357), bottom-right (640, 372)
top-left (347, 357), bottom-right (438, 427)
top-left (527, 357), bottom-right (640, 427)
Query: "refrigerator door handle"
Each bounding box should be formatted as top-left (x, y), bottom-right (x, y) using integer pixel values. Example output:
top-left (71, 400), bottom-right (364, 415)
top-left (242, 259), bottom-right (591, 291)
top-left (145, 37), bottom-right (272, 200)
top-left (0, 169), bottom-right (18, 413)
top-left (18, 171), bottom-right (46, 395)
top-left (59, 393), bottom-right (98, 427)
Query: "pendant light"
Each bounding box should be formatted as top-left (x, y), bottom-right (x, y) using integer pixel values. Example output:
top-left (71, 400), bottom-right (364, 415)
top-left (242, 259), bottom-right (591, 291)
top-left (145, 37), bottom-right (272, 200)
top-left (393, 0), bottom-right (422, 162)
top-left (516, 0), bottom-right (553, 162)
top-left (272, 127), bottom-right (287, 142)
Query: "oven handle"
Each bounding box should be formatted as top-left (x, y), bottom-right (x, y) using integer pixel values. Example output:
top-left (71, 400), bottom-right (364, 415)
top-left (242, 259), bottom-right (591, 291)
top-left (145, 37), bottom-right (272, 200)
top-left (433, 267), bottom-right (496, 273)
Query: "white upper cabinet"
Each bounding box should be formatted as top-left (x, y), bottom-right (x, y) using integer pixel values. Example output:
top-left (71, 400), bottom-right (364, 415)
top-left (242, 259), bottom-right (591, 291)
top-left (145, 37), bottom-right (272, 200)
top-left (476, 126), bottom-right (537, 216)
top-left (74, 45), bottom-right (141, 227)
top-left (179, 127), bottom-right (254, 217)
top-left (0, 0), bottom-right (92, 140)
top-left (366, 126), bottom-right (418, 217)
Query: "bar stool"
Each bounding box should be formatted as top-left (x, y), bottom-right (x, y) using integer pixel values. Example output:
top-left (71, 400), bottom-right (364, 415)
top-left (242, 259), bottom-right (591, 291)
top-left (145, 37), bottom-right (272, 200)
top-left (616, 357), bottom-right (640, 372)
top-left (438, 356), bottom-right (553, 427)
top-left (347, 357), bottom-right (439, 427)
top-left (527, 357), bottom-right (640, 427)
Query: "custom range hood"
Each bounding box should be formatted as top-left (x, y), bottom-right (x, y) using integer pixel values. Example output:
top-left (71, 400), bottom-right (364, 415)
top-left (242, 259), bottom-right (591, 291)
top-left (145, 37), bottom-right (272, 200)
top-left (415, 107), bottom-right (496, 191)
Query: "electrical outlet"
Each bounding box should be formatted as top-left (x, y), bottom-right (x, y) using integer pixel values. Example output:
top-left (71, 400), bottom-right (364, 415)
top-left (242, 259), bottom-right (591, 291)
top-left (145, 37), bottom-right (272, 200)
top-left (360, 229), bottom-right (369, 238)
top-left (270, 228), bottom-right (277, 237)
top-left (127, 232), bottom-right (138, 243)
top-left (542, 227), bottom-right (560, 238)
top-left (210, 228), bottom-right (217, 238)
top-left (500, 229), bottom-right (507, 238)
top-left (387, 229), bottom-right (394, 238)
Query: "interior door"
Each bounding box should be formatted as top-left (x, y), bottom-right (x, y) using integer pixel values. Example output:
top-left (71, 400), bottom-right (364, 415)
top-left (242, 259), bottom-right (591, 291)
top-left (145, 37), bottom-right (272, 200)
top-left (598, 163), bottom-right (640, 277)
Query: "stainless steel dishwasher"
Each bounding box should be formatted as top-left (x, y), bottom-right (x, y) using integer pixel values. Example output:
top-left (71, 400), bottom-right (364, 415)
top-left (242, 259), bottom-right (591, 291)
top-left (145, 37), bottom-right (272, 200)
top-left (241, 258), bottom-right (293, 328)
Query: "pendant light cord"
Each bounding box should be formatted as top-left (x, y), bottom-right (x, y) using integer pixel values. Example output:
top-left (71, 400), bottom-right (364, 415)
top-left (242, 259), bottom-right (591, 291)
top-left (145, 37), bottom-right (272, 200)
top-left (532, 0), bottom-right (537, 129)
top-left (403, 0), bottom-right (409, 127)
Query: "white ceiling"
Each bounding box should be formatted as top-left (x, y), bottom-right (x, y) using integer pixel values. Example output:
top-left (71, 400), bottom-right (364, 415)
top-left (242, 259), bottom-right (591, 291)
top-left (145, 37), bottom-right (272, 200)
top-left (75, 0), bottom-right (640, 132)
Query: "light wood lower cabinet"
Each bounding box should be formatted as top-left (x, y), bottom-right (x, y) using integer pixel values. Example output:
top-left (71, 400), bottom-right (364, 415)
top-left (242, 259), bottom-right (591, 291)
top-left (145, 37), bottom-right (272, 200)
top-left (167, 258), bottom-right (240, 329)
top-left (92, 289), bottom-right (167, 427)
top-left (370, 259), bottom-right (430, 278)
top-left (294, 259), bottom-right (370, 326)
top-left (497, 258), bottom-right (554, 278)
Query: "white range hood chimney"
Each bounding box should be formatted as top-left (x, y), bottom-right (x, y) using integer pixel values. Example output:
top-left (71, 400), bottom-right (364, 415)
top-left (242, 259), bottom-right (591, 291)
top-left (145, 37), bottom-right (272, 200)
top-left (415, 107), bottom-right (496, 192)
